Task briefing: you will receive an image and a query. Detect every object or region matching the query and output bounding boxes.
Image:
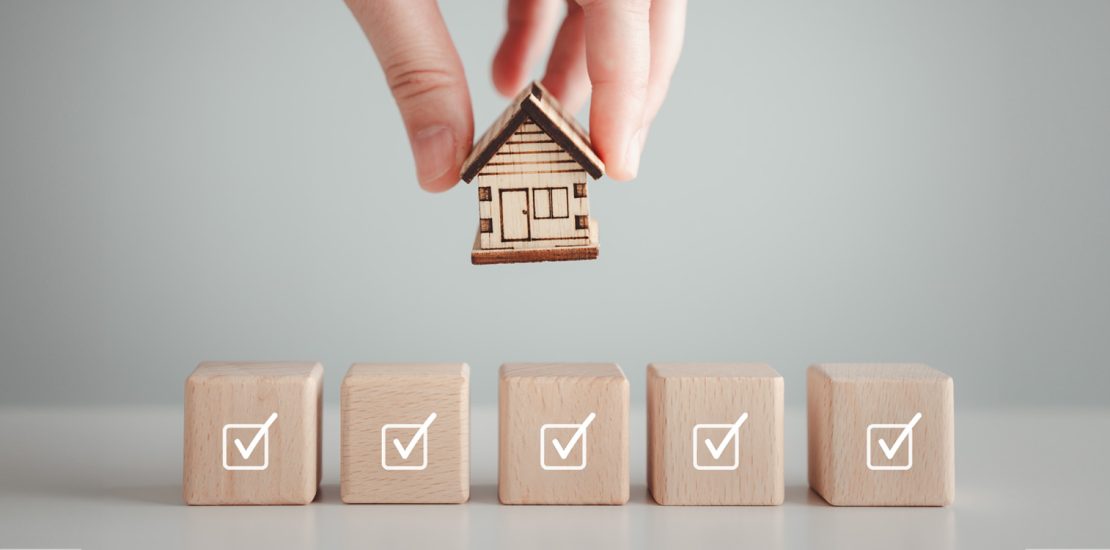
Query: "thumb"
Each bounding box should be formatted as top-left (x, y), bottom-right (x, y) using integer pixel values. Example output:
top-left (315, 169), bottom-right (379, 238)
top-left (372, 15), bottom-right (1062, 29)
top-left (346, 0), bottom-right (473, 192)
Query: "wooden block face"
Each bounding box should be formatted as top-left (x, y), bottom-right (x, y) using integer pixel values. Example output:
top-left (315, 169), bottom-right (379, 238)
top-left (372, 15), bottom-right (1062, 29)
top-left (807, 363), bottom-right (955, 506)
top-left (340, 363), bottom-right (470, 504)
top-left (183, 362), bottom-right (322, 505)
top-left (647, 363), bottom-right (784, 505)
top-left (499, 363), bottom-right (629, 504)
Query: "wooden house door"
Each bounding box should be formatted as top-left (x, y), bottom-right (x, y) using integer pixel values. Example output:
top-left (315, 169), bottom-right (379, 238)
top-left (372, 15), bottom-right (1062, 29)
top-left (499, 189), bottom-right (531, 241)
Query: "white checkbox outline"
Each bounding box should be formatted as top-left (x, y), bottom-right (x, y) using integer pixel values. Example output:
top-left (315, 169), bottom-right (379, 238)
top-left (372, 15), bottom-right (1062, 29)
top-left (539, 413), bottom-right (596, 471)
top-left (692, 412), bottom-right (748, 471)
top-left (222, 414), bottom-right (278, 471)
top-left (540, 424), bottom-right (587, 471)
top-left (384, 424), bottom-right (430, 471)
top-left (379, 413), bottom-right (435, 473)
top-left (866, 424), bottom-right (912, 470)
top-left (866, 412), bottom-right (922, 471)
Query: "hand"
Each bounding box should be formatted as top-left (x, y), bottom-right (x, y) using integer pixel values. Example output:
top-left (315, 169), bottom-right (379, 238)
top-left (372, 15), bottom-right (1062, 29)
top-left (345, 0), bottom-right (687, 192)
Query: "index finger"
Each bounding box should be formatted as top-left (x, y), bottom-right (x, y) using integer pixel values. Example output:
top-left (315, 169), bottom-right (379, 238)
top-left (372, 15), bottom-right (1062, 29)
top-left (577, 0), bottom-right (651, 180)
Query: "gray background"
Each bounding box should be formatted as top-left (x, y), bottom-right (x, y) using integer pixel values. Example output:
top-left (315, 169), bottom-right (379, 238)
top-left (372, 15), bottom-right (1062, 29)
top-left (2, 0), bottom-right (1108, 408)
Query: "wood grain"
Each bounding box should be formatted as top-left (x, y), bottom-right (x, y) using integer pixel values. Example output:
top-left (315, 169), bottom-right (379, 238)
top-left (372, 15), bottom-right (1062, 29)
top-left (463, 81), bottom-right (603, 265)
top-left (647, 363), bottom-right (784, 505)
top-left (472, 219), bottom-right (599, 264)
top-left (461, 81), bottom-right (603, 183)
top-left (183, 361), bottom-right (322, 505)
top-left (474, 123), bottom-right (592, 253)
top-left (499, 363), bottom-right (629, 505)
top-left (340, 363), bottom-right (469, 504)
top-left (807, 363), bottom-right (955, 506)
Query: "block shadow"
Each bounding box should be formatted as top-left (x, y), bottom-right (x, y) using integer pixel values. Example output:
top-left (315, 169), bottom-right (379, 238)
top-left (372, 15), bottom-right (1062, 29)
top-left (785, 483), bottom-right (830, 506)
top-left (468, 483), bottom-right (651, 506)
top-left (35, 480), bottom-right (828, 509)
top-left (111, 484), bottom-right (184, 506)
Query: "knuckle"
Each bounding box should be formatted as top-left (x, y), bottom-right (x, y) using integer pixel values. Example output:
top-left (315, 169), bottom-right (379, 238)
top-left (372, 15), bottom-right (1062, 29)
top-left (382, 61), bottom-right (461, 104)
top-left (593, 74), bottom-right (650, 99)
top-left (576, 0), bottom-right (651, 18)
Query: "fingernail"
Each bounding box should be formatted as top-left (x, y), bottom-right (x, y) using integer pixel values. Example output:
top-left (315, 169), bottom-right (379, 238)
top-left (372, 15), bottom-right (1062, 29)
top-left (624, 127), bottom-right (644, 178)
top-left (411, 125), bottom-right (456, 189)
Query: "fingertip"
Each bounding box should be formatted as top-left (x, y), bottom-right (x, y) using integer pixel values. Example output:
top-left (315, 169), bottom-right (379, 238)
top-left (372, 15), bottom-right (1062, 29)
top-left (492, 69), bottom-right (524, 98)
top-left (540, 70), bottom-right (589, 114)
top-left (491, 0), bottom-right (562, 98)
top-left (623, 126), bottom-right (644, 179)
top-left (601, 123), bottom-right (649, 181)
top-left (605, 162), bottom-right (636, 182)
top-left (492, 37), bottom-right (527, 97)
top-left (411, 125), bottom-right (464, 193)
top-left (606, 168), bottom-right (635, 182)
top-left (540, 3), bottom-right (588, 112)
top-left (419, 174), bottom-right (460, 193)
top-left (590, 104), bottom-right (645, 181)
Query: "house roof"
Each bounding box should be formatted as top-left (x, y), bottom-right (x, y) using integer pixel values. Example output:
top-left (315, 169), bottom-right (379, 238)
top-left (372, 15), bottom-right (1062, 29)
top-left (460, 81), bottom-right (605, 183)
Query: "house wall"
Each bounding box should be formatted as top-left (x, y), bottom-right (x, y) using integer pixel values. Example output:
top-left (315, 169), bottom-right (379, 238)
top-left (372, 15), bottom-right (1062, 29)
top-left (476, 118), bottom-right (591, 250)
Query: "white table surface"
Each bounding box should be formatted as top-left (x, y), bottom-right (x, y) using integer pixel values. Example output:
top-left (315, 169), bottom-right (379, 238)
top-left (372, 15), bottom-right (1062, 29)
top-left (1, 405), bottom-right (1107, 549)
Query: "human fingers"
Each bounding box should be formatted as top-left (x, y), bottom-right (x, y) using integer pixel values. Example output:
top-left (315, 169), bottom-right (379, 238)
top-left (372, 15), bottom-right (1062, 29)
top-left (540, 1), bottom-right (590, 113)
top-left (492, 0), bottom-right (562, 97)
top-left (346, 0), bottom-right (472, 192)
top-left (577, 0), bottom-right (652, 180)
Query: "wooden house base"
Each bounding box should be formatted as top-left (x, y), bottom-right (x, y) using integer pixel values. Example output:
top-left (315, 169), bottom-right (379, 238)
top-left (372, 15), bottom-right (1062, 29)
top-left (471, 220), bottom-right (599, 265)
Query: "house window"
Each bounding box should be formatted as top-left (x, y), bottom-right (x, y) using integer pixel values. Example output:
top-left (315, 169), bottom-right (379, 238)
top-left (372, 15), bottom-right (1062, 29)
top-left (479, 218), bottom-right (493, 233)
top-left (573, 183), bottom-right (587, 198)
top-left (478, 186), bottom-right (491, 201)
top-left (532, 187), bottom-right (569, 219)
top-left (575, 215), bottom-right (589, 230)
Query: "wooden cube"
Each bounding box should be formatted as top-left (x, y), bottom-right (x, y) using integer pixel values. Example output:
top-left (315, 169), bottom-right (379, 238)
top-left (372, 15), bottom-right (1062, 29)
top-left (183, 362), bottom-right (322, 505)
top-left (647, 363), bottom-right (784, 505)
top-left (340, 363), bottom-right (469, 504)
top-left (498, 363), bottom-right (629, 505)
top-left (807, 363), bottom-right (955, 506)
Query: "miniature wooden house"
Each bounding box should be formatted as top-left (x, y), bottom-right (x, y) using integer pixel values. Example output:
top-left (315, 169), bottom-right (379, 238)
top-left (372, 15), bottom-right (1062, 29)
top-left (461, 82), bottom-right (605, 264)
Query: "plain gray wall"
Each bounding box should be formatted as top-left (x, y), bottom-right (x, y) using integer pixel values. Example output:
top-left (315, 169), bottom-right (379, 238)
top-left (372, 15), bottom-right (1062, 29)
top-left (1, 1), bottom-right (1108, 408)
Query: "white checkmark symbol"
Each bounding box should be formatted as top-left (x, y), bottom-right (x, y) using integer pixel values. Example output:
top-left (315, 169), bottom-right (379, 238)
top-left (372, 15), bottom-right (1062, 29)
top-left (233, 412), bottom-right (278, 460)
top-left (551, 412), bottom-right (596, 459)
top-left (877, 412), bottom-right (922, 460)
top-left (392, 412), bottom-right (437, 460)
top-left (703, 412), bottom-right (748, 460)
